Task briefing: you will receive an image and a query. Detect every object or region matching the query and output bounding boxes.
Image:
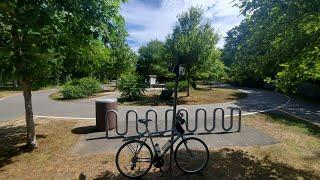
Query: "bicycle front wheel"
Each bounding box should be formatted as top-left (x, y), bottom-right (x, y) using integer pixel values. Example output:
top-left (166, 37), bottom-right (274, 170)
top-left (116, 140), bottom-right (153, 178)
top-left (174, 137), bottom-right (209, 173)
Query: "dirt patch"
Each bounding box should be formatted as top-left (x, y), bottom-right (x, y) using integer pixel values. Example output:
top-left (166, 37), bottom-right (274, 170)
top-left (120, 88), bottom-right (247, 106)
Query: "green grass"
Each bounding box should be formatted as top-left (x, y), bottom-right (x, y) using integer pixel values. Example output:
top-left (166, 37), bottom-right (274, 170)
top-left (1, 112), bottom-right (319, 179)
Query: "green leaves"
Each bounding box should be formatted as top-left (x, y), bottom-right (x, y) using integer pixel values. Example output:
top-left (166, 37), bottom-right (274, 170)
top-left (137, 40), bottom-right (170, 79)
top-left (224, 0), bottom-right (320, 92)
top-left (117, 73), bottom-right (146, 100)
top-left (166, 6), bottom-right (225, 81)
top-left (0, 0), bottom-right (129, 85)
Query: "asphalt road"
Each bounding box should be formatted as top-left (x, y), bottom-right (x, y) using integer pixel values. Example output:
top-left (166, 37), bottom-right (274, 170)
top-left (0, 88), bottom-right (290, 122)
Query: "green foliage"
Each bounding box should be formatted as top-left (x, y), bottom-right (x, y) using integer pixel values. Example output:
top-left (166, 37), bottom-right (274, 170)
top-left (224, 0), bottom-right (320, 92)
top-left (165, 81), bottom-right (188, 92)
top-left (0, 0), bottom-right (130, 85)
top-left (61, 77), bottom-right (101, 99)
top-left (117, 73), bottom-right (146, 100)
top-left (137, 40), bottom-right (171, 79)
top-left (165, 7), bottom-right (226, 84)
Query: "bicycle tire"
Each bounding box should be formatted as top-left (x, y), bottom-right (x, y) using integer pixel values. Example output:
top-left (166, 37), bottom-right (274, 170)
top-left (116, 140), bottom-right (153, 178)
top-left (174, 137), bottom-right (209, 173)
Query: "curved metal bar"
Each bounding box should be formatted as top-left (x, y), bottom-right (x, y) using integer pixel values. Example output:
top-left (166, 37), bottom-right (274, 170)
top-left (197, 108), bottom-right (210, 132)
top-left (231, 107), bottom-right (242, 132)
top-left (105, 110), bottom-right (118, 138)
top-left (177, 108), bottom-right (190, 132)
top-left (212, 108), bottom-right (224, 132)
top-left (146, 109), bottom-right (158, 131)
top-left (193, 108), bottom-right (206, 133)
top-left (221, 108), bottom-right (233, 131)
top-left (165, 109), bottom-right (173, 130)
top-left (126, 110), bottom-right (145, 135)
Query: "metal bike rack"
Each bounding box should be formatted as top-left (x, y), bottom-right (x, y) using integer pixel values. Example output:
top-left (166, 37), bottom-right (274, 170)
top-left (164, 109), bottom-right (173, 131)
top-left (105, 107), bottom-right (242, 139)
top-left (146, 109), bottom-right (158, 131)
top-left (231, 107), bottom-right (241, 132)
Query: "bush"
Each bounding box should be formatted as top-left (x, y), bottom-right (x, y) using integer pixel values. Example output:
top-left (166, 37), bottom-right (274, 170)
top-left (117, 73), bottom-right (146, 100)
top-left (165, 81), bottom-right (188, 92)
top-left (61, 77), bottom-right (101, 99)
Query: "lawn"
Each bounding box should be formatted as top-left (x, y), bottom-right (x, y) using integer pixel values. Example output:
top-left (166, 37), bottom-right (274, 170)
top-left (0, 112), bottom-right (319, 179)
top-left (120, 87), bottom-right (247, 106)
top-left (0, 91), bottom-right (20, 99)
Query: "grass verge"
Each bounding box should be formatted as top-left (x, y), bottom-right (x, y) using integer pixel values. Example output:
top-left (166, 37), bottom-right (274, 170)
top-left (0, 91), bottom-right (20, 99)
top-left (0, 112), bottom-right (319, 179)
top-left (120, 87), bottom-right (247, 106)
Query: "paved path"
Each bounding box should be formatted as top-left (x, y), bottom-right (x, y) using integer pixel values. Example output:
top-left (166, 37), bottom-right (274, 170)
top-left (0, 88), bottom-right (289, 122)
top-left (72, 124), bottom-right (278, 155)
top-left (2, 87), bottom-right (319, 155)
top-left (280, 97), bottom-right (320, 126)
top-left (1, 87), bottom-right (319, 127)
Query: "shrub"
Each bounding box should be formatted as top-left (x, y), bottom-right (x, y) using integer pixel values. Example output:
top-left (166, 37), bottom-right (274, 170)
top-left (117, 73), bottom-right (146, 100)
top-left (77, 77), bottom-right (101, 95)
top-left (61, 77), bottom-right (101, 99)
top-left (165, 81), bottom-right (188, 92)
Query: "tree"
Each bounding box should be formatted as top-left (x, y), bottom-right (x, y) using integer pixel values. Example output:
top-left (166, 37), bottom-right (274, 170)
top-left (137, 40), bottom-right (170, 80)
top-left (0, 0), bottom-right (126, 148)
top-left (166, 7), bottom-right (225, 96)
top-left (224, 0), bottom-right (320, 91)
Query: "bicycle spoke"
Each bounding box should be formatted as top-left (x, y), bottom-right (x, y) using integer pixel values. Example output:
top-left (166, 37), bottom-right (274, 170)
top-left (127, 143), bottom-right (136, 155)
top-left (116, 141), bottom-right (152, 178)
top-left (175, 138), bottom-right (209, 173)
top-left (183, 141), bottom-right (193, 157)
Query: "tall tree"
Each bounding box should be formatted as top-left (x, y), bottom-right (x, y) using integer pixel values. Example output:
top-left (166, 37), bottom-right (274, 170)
top-left (166, 7), bottom-right (225, 96)
top-left (225, 0), bottom-right (320, 91)
top-left (0, 0), bottom-right (126, 148)
top-left (137, 40), bottom-right (170, 80)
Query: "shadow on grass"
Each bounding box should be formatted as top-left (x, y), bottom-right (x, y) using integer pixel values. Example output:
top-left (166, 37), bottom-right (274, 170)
top-left (119, 85), bottom-right (250, 106)
top-left (265, 111), bottom-right (320, 138)
top-left (118, 95), bottom-right (173, 106)
top-left (72, 126), bottom-right (99, 134)
top-left (0, 124), bottom-right (46, 169)
top-left (93, 148), bottom-right (319, 179)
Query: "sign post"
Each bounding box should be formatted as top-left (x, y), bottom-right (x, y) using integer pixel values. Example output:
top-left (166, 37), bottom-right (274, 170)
top-left (169, 53), bottom-right (197, 173)
top-left (169, 64), bottom-right (179, 173)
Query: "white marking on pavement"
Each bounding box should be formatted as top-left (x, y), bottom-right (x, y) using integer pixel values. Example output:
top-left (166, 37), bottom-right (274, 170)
top-left (0, 93), bottom-right (20, 101)
top-left (35, 115), bottom-right (95, 120)
top-left (226, 95), bottom-right (291, 117)
top-left (34, 96), bottom-right (291, 121)
top-left (33, 95), bottom-right (291, 120)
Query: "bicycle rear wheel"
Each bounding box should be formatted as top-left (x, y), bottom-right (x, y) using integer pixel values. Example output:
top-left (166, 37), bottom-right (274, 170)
top-left (174, 137), bottom-right (209, 173)
top-left (116, 140), bottom-right (153, 178)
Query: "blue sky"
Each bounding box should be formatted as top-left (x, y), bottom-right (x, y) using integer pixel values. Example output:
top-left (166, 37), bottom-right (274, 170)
top-left (120, 0), bottom-right (244, 51)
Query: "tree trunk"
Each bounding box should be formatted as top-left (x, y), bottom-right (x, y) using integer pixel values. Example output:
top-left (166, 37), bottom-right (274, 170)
top-left (187, 79), bottom-right (190, 96)
top-left (186, 72), bottom-right (190, 96)
top-left (22, 80), bottom-right (37, 148)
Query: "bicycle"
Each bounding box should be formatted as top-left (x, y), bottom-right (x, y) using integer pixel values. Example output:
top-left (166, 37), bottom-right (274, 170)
top-left (115, 113), bottom-right (209, 178)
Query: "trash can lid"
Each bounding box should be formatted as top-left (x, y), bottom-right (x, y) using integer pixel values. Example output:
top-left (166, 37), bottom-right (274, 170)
top-left (96, 98), bottom-right (117, 103)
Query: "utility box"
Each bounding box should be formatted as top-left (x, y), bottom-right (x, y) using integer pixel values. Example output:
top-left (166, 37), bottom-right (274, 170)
top-left (95, 98), bottom-right (117, 131)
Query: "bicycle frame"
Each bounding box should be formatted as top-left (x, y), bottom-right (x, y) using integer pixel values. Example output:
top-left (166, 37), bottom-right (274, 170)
top-left (128, 127), bottom-right (185, 158)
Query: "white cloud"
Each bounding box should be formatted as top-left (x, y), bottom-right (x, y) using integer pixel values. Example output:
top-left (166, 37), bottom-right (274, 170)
top-left (121, 0), bottom-right (244, 51)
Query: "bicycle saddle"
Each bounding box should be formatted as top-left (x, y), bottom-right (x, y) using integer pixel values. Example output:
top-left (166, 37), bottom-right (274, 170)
top-left (138, 119), bottom-right (152, 124)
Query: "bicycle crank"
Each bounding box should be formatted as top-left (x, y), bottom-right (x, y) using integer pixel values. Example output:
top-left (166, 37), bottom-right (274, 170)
top-left (153, 156), bottom-right (164, 168)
